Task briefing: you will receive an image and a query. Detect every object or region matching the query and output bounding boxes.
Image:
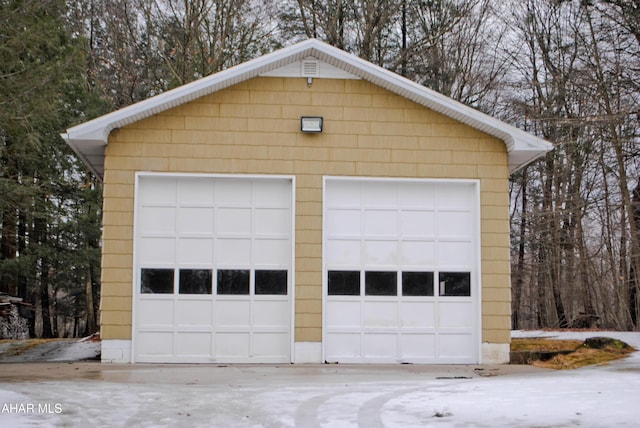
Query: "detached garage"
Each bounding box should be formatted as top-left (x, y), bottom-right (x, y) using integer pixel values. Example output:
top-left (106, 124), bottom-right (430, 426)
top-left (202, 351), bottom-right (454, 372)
top-left (63, 39), bottom-right (552, 364)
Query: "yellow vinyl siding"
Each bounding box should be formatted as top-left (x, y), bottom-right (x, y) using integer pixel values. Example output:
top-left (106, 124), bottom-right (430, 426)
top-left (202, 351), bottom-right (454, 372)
top-left (99, 76), bottom-right (511, 345)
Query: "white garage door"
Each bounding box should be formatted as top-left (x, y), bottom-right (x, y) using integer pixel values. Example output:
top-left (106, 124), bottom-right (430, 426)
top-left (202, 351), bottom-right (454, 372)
top-left (323, 178), bottom-right (480, 364)
top-left (133, 174), bottom-right (293, 363)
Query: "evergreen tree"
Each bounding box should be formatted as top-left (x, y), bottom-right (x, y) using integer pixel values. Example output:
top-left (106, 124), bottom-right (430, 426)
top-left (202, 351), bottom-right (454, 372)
top-left (0, 0), bottom-right (106, 337)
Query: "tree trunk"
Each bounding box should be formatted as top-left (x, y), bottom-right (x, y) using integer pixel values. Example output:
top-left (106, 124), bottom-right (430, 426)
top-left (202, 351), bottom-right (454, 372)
top-left (630, 179), bottom-right (640, 328)
top-left (512, 169), bottom-right (529, 329)
top-left (583, 3), bottom-right (640, 330)
top-left (39, 273), bottom-right (53, 338)
top-left (1, 209), bottom-right (17, 296)
top-left (84, 263), bottom-right (96, 335)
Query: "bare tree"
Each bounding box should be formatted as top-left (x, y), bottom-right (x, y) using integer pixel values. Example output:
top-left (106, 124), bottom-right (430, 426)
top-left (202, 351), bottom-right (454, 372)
top-left (62, 0), bottom-right (640, 332)
top-left (68, 0), bottom-right (277, 109)
top-left (507, 0), bottom-right (640, 330)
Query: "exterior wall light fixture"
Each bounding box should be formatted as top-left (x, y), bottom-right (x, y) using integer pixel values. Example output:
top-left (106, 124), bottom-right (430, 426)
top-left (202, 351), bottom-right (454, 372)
top-left (301, 116), bottom-right (323, 133)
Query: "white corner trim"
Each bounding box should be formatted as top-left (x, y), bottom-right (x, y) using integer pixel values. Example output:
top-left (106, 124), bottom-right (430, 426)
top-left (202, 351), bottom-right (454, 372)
top-left (294, 342), bottom-right (323, 364)
top-left (482, 342), bottom-right (511, 364)
top-left (101, 340), bottom-right (132, 363)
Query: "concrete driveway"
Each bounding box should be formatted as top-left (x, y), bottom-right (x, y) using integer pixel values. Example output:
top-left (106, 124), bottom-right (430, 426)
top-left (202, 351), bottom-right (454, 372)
top-left (1, 331), bottom-right (639, 427)
top-left (0, 362), bottom-right (542, 427)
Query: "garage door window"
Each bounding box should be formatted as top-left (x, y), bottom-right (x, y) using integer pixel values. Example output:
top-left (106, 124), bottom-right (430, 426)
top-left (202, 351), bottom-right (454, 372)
top-left (402, 271), bottom-right (434, 296)
top-left (327, 270), bottom-right (468, 297)
top-left (328, 270), bottom-right (360, 295)
top-left (217, 269), bottom-right (250, 295)
top-left (439, 272), bottom-right (471, 296)
top-left (141, 268), bottom-right (174, 294)
top-left (365, 271), bottom-right (396, 296)
top-left (255, 270), bottom-right (288, 295)
top-left (179, 269), bottom-right (212, 294)
top-left (139, 269), bottom-right (291, 295)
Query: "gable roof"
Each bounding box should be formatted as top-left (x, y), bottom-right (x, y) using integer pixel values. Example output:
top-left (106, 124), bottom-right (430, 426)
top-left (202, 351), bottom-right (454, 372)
top-left (62, 38), bottom-right (552, 178)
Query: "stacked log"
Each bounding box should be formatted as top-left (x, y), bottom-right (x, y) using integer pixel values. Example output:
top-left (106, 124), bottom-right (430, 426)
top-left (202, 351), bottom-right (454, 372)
top-left (0, 293), bottom-right (30, 339)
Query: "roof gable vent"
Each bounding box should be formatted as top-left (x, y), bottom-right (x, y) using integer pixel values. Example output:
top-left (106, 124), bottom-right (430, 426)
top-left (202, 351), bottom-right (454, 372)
top-left (301, 59), bottom-right (319, 77)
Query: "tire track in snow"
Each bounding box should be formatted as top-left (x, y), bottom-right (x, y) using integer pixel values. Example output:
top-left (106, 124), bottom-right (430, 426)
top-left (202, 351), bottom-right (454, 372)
top-left (294, 384), bottom-right (442, 427)
top-left (357, 387), bottom-right (425, 428)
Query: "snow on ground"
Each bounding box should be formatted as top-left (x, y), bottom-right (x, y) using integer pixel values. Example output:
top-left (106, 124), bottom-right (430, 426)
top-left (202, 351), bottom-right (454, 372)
top-left (0, 336), bottom-right (100, 362)
top-left (0, 331), bottom-right (638, 427)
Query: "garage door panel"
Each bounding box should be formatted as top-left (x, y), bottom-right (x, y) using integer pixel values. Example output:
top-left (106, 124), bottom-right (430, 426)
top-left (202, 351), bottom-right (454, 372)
top-left (253, 300), bottom-right (289, 327)
top-left (364, 240), bottom-right (398, 265)
top-left (439, 302), bottom-right (474, 328)
top-left (401, 334), bottom-right (436, 358)
top-left (363, 334), bottom-right (397, 358)
top-left (139, 207), bottom-right (176, 234)
top-left (139, 177), bottom-right (176, 204)
top-left (400, 302), bottom-right (436, 328)
top-left (326, 301), bottom-right (361, 327)
top-left (254, 181), bottom-right (290, 206)
top-left (216, 300), bottom-right (251, 327)
top-left (254, 239), bottom-right (290, 265)
top-left (177, 178), bottom-right (215, 205)
top-left (364, 210), bottom-right (398, 236)
top-left (216, 238), bottom-right (252, 265)
top-left (175, 332), bottom-right (212, 357)
top-left (326, 333), bottom-right (361, 359)
top-left (138, 238), bottom-right (176, 265)
top-left (326, 181), bottom-right (361, 206)
top-left (216, 208), bottom-right (251, 235)
top-left (253, 333), bottom-right (289, 356)
top-left (400, 241), bottom-right (435, 267)
top-left (326, 240), bottom-right (361, 265)
top-left (437, 211), bottom-right (473, 237)
top-left (215, 180), bottom-right (252, 205)
top-left (363, 182), bottom-right (396, 207)
top-left (437, 184), bottom-right (474, 210)
top-left (254, 208), bottom-right (290, 235)
top-left (399, 182), bottom-right (434, 209)
top-left (175, 300), bottom-right (212, 326)
top-left (326, 209), bottom-right (360, 237)
top-left (137, 332), bottom-right (174, 356)
top-left (437, 241), bottom-right (474, 267)
top-left (401, 211), bottom-right (435, 237)
top-left (216, 332), bottom-right (250, 357)
top-left (363, 301), bottom-right (397, 327)
top-left (177, 238), bottom-right (214, 265)
top-left (178, 207), bottom-right (214, 234)
top-left (137, 300), bottom-right (174, 327)
top-left (438, 333), bottom-right (474, 359)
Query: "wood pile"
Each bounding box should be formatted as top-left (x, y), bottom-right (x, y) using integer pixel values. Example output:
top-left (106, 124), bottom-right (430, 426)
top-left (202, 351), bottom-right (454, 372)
top-left (0, 292), bottom-right (31, 339)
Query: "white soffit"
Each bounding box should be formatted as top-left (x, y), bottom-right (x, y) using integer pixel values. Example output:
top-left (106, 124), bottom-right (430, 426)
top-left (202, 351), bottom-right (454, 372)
top-left (62, 38), bottom-right (552, 179)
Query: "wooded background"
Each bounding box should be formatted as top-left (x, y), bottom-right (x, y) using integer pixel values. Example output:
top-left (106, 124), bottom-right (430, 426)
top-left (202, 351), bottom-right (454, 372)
top-left (1, 0), bottom-right (638, 337)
